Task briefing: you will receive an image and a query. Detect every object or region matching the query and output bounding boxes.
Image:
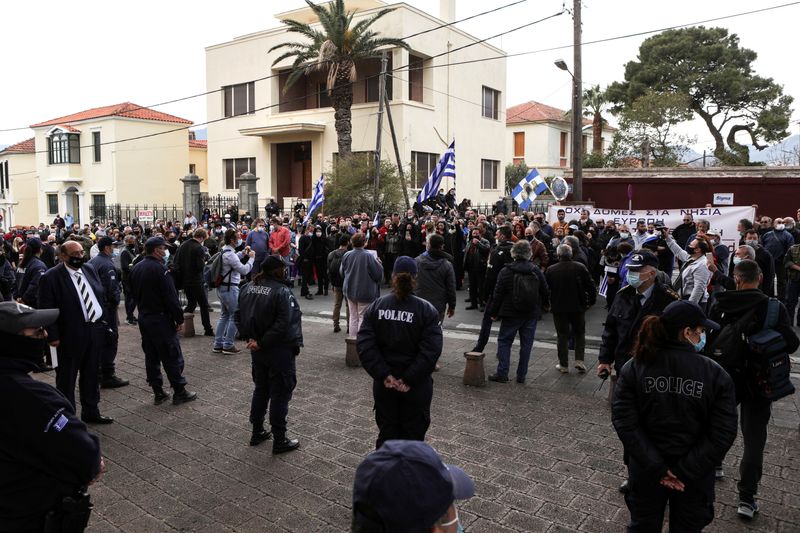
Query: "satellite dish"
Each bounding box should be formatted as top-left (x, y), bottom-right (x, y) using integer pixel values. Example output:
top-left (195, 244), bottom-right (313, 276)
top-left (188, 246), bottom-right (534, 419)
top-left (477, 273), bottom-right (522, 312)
top-left (550, 176), bottom-right (569, 201)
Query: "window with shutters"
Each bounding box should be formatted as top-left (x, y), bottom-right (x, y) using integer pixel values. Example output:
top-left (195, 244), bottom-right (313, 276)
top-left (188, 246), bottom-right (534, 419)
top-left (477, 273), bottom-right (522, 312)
top-left (482, 86), bottom-right (500, 120)
top-left (410, 151), bottom-right (439, 189)
top-left (223, 157), bottom-right (256, 190)
top-left (513, 132), bottom-right (525, 164)
top-left (92, 131), bottom-right (101, 162)
top-left (47, 194), bottom-right (59, 215)
top-left (47, 130), bottom-right (80, 164)
top-left (223, 82), bottom-right (256, 117)
top-left (560, 132), bottom-right (568, 168)
top-left (481, 159), bottom-right (499, 190)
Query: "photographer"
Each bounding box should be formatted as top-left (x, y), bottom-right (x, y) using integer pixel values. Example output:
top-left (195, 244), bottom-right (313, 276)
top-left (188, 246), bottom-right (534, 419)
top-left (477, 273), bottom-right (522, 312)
top-left (665, 228), bottom-right (713, 305)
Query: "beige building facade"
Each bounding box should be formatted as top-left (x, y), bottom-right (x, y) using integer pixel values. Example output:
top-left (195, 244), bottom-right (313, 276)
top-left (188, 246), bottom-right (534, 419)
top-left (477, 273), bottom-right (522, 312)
top-left (1, 102), bottom-right (204, 227)
top-left (205, 0), bottom-right (507, 211)
top-left (506, 100), bottom-right (615, 178)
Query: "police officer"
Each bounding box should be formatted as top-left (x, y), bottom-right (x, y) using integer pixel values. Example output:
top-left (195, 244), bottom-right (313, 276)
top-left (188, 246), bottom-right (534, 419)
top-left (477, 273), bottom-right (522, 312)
top-left (237, 255), bottom-right (302, 454)
top-left (612, 301), bottom-right (737, 532)
top-left (129, 236), bottom-right (197, 406)
top-left (89, 236), bottom-right (129, 389)
top-left (357, 256), bottom-right (444, 449)
top-left (0, 302), bottom-right (103, 532)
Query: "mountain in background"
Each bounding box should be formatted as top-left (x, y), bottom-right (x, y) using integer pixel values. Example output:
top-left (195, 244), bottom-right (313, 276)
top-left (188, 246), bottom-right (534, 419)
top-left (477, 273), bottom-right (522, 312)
top-left (749, 134), bottom-right (799, 165)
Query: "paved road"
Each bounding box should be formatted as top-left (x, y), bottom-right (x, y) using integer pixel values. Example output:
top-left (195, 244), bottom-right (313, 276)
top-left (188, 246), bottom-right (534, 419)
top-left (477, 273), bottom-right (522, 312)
top-left (31, 299), bottom-right (800, 532)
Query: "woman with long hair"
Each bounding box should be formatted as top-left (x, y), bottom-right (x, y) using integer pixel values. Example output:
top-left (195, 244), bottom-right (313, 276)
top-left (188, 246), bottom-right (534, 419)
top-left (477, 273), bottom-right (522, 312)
top-left (612, 300), bottom-right (737, 532)
top-left (356, 256), bottom-right (443, 449)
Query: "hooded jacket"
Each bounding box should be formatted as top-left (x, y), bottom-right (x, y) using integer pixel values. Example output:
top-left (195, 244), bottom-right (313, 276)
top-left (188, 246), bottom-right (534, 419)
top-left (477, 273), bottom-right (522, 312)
top-left (414, 250), bottom-right (456, 314)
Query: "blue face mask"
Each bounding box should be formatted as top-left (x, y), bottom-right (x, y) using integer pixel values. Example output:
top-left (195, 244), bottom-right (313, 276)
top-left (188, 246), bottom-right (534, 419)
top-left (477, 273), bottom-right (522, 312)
top-left (626, 271), bottom-right (643, 288)
top-left (692, 331), bottom-right (706, 352)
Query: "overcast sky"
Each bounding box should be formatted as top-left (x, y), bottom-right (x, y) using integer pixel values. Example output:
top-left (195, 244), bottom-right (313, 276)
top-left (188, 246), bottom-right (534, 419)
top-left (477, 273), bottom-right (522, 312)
top-left (2, 0), bottom-right (798, 152)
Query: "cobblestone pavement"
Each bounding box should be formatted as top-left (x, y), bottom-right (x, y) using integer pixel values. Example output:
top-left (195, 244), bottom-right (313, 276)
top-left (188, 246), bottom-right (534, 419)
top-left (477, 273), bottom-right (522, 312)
top-left (36, 307), bottom-right (800, 532)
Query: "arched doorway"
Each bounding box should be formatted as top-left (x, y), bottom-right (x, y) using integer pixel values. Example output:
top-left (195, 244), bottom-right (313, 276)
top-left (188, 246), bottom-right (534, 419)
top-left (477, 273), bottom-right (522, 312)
top-left (65, 187), bottom-right (80, 225)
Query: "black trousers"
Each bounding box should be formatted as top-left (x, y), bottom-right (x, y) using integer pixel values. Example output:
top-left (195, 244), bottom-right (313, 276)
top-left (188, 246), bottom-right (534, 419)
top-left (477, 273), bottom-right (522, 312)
top-left (299, 259), bottom-right (314, 296)
top-left (122, 281), bottom-right (136, 320)
top-left (467, 268), bottom-right (484, 307)
top-left (138, 315), bottom-right (187, 390)
top-left (100, 307), bottom-right (119, 378)
top-left (625, 458), bottom-right (715, 532)
top-left (737, 394), bottom-right (772, 502)
top-left (373, 375), bottom-right (433, 449)
top-left (249, 347), bottom-right (297, 438)
top-left (313, 257), bottom-right (329, 293)
top-left (54, 323), bottom-right (105, 417)
top-left (183, 283), bottom-right (212, 331)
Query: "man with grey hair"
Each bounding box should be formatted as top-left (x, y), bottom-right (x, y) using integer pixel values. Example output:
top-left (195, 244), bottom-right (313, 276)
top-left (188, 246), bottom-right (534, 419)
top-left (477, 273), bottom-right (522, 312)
top-left (486, 240), bottom-right (549, 384)
top-left (564, 235), bottom-right (588, 267)
top-left (545, 244), bottom-right (596, 373)
top-left (710, 244), bottom-right (758, 291)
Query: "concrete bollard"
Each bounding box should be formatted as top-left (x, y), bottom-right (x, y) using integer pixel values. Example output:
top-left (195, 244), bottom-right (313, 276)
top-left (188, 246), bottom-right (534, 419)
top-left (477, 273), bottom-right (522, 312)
top-left (181, 313), bottom-right (196, 338)
top-left (463, 351), bottom-right (486, 387)
top-left (345, 338), bottom-right (361, 367)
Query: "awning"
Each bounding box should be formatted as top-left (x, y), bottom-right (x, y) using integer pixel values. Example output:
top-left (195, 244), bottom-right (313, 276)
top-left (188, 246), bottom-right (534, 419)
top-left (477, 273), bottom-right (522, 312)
top-left (239, 123), bottom-right (325, 137)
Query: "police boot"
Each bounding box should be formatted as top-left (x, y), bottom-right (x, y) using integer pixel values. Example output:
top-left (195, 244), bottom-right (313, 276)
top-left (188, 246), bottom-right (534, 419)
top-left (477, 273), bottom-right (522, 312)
top-left (250, 424), bottom-right (272, 446)
top-left (172, 387), bottom-right (198, 405)
top-left (272, 436), bottom-right (300, 455)
top-left (153, 386), bottom-right (171, 406)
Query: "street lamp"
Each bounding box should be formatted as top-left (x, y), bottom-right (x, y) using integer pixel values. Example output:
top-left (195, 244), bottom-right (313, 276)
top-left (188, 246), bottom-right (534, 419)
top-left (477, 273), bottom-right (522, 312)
top-left (554, 58), bottom-right (583, 201)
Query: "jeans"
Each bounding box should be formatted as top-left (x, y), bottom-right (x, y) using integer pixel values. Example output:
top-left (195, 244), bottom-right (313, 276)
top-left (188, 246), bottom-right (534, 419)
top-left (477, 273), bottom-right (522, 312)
top-left (785, 279), bottom-right (800, 325)
top-left (184, 283), bottom-right (212, 331)
top-left (552, 311), bottom-right (586, 367)
top-left (737, 395), bottom-right (772, 503)
top-left (215, 286), bottom-right (240, 349)
top-left (347, 299), bottom-right (370, 339)
top-left (495, 316), bottom-right (537, 379)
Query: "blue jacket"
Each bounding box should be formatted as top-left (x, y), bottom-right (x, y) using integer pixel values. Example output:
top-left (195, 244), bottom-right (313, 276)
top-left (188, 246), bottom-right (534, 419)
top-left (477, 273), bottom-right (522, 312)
top-left (15, 257), bottom-right (47, 307)
top-left (88, 252), bottom-right (121, 308)
top-left (761, 229), bottom-right (795, 261)
top-left (341, 248), bottom-right (383, 303)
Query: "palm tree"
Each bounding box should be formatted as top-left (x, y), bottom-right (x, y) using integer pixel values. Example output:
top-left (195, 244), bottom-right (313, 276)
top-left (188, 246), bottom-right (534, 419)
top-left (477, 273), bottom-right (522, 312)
top-left (270, 0), bottom-right (410, 157)
top-left (583, 85), bottom-right (608, 154)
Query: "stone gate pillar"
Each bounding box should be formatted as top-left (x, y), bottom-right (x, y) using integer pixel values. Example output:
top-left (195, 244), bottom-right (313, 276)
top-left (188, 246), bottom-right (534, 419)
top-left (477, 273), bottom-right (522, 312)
top-left (238, 172), bottom-right (260, 218)
top-left (181, 173), bottom-right (203, 220)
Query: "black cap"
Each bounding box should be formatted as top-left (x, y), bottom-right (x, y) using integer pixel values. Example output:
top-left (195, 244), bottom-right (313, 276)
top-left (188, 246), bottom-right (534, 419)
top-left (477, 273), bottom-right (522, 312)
top-left (260, 254), bottom-right (285, 273)
top-left (97, 236), bottom-right (116, 249)
top-left (627, 251), bottom-right (659, 270)
top-left (0, 302), bottom-right (59, 335)
top-left (144, 236), bottom-right (167, 252)
top-left (25, 238), bottom-right (42, 254)
top-left (661, 301), bottom-right (720, 331)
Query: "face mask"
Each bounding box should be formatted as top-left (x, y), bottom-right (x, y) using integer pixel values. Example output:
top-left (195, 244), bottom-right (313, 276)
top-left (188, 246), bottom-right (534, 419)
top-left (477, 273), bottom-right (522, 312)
top-left (66, 256), bottom-right (86, 269)
top-left (710, 239), bottom-right (718, 246)
top-left (733, 256), bottom-right (744, 265)
top-left (692, 331), bottom-right (706, 352)
top-left (257, 227), bottom-right (265, 233)
top-left (448, 229), bottom-right (456, 234)
top-left (315, 232), bottom-right (322, 237)
top-left (331, 228), bottom-right (338, 233)
top-left (112, 248), bottom-right (121, 258)
top-left (626, 271), bottom-right (645, 288)
top-left (745, 239), bottom-right (758, 247)
top-left (163, 249), bottom-right (170, 264)
top-left (776, 224), bottom-right (785, 231)
top-left (619, 232), bottom-right (629, 239)
top-left (0, 332), bottom-right (47, 365)
top-left (237, 239), bottom-right (244, 247)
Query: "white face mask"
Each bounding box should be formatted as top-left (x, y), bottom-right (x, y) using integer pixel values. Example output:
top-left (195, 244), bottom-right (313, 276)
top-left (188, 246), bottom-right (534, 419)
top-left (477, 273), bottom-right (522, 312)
top-left (315, 232), bottom-right (322, 237)
top-left (620, 232), bottom-right (630, 239)
top-left (776, 224), bottom-right (786, 231)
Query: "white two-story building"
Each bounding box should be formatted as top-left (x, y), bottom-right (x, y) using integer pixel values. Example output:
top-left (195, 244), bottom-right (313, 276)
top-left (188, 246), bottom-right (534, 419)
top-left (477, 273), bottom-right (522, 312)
top-left (205, 0), bottom-right (507, 209)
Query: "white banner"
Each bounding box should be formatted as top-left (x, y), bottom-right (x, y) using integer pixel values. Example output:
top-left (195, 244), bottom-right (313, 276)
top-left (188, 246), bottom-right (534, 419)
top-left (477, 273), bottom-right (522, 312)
top-left (547, 205), bottom-right (756, 251)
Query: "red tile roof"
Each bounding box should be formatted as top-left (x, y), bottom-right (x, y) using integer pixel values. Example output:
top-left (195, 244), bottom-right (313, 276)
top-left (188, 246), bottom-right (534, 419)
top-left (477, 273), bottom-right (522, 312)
top-left (30, 102), bottom-right (192, 128)
top-left (506, 100), bottom-right (592, 126)
top-left (189, 139), bottom-right (207, 149)
top-left (0, 138), bottom-right (35, 154)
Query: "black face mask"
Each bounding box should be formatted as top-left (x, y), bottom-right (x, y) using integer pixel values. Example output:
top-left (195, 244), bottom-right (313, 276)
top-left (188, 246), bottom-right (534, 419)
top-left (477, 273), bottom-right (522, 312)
top-left (0, 332), bottom-right (46, 365)
top-left (66, 256), bottom-right (86, 269)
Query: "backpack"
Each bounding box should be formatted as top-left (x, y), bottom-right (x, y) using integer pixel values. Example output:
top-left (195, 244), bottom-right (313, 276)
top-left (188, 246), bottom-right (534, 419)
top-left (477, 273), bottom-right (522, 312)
top-left (203, 249), bottom-right (233, 288)
top-left (708, 308), bottom-right (757, 375)
top-left (512, 271), bottom-right (539, 311)
top-left (748, 298), bottom-right (794, 401)
top-left (328, 250), bottom-right (345, 287)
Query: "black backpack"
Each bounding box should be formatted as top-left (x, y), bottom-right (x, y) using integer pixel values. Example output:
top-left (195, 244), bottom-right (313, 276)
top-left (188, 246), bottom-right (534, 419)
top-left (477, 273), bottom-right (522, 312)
top-left (328, 250), bottom-right (345, 287)
top-left (748, 299), bottom-right (794, 401)
top-left (708, 308), bottom-right (757, 375)
top-left (512, 271), bottom-right (539, 311)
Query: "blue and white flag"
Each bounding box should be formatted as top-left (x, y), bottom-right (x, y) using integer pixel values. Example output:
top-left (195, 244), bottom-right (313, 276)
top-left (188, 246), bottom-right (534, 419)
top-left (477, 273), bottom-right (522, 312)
top-left (511, 168), bottom-right (548, 210)
top-left (303, 175), bottom-right (325, 224)
top-left (372, 211), bottom-right (381, 228)
top-left (416, 141), bottom-right (455, 204)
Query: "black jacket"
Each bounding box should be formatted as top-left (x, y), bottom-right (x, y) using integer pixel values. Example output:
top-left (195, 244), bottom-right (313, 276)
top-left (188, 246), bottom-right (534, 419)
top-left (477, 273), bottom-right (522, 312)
top-left (88, 252), bottom-right (121, 308)
top-left (482, 240), bottom-right (513, 301)
top-left (414, 250), bottom-right (456, 314)
top-left (613, 342), bottom-right (737, 483)
top-left (707, 289), bottom-right (800, 398)
top-left (176, 238), bottom-right (207, 286)
top-left (545, 259), bottom-right (596, 313)
top-left (488, 260), bottom-right (550, 320)
top-left (672, 223), bottom-right (696, 249)
top-left (0, 357), bottom-right (101, 531)
top-left (357, 293), bottom-right (443, 385)
top-left (129, 256), bottom-right (184, 325)
top-left (599, 283), bottom-right (680, 371)
top-left (236, 278), bottom-right (303, 351)
top-left (15, 257), bottom-right (46, 307)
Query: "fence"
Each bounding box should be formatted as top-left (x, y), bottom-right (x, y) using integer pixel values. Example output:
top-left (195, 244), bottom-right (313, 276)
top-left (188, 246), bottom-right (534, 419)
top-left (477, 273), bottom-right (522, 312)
top-left (89, 204), bottom-right (184, 226)
top-left (198, 194), bottom-right (239, 217)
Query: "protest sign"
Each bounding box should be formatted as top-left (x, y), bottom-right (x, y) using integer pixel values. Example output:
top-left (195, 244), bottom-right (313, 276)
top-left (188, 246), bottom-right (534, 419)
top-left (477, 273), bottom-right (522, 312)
top-left (547, 205), bottom-right (756, 251)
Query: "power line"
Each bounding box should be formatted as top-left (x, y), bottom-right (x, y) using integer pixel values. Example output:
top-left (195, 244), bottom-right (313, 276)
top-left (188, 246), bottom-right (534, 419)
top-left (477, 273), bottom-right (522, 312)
top-left (0, 0), bottom-right (532, 133)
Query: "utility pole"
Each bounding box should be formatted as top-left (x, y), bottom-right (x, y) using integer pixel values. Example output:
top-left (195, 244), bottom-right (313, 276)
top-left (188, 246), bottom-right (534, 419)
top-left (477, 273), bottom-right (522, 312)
top-left (384, 87), bottom-right (411, 209)
top-left (373, 51), bottom-right (388, 214)
top-left (571, 0), bottom-right (583, 201)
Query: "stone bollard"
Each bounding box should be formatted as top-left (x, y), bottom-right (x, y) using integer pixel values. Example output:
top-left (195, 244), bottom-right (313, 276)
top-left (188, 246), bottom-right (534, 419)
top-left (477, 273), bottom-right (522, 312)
top-left (345, 338), bottom-right (361, 367)
top-left (181, 313), bottom-right (196, 338)
top-left (463, 351), bottom-right (486, 387)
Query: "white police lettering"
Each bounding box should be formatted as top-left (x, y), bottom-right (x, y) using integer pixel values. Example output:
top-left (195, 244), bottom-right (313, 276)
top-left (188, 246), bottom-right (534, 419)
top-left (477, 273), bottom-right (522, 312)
top-left (643, 376), bottom-right (704, 398)
top-left (247, 285), bottom-right (272, 296)
top-left (377, 309), bottom-right (415, 323)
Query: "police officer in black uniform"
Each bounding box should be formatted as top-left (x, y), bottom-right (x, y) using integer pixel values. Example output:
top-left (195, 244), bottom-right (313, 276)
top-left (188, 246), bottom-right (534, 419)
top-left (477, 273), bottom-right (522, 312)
top-left (88, 236), bottom-right (129, 389)
top-left (129, 236), bottom-right (197, 406)
top-left (236, 255), bottom-right (302, 454)
top-left (357, 256), bottom-right (444, 449)
top-left (612, 301), bottom-right (738, 532)
top-left (0, 302), bottom-right (103, 532)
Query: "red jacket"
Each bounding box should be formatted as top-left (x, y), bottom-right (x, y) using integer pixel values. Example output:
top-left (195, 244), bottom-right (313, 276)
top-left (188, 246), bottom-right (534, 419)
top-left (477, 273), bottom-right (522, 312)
top-left (269, 226), bottom-right (291, 257)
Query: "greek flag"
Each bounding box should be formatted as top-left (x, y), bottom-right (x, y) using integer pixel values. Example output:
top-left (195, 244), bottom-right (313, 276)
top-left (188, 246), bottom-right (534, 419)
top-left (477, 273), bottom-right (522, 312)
top-left (416, 141), bottom-right (455, 204)
top-left (372, 211), bottom-right (381, 228)
top-left (511, 168), bottom-right (548, 210)
top-left (303, 175), bottom-right (325, 224)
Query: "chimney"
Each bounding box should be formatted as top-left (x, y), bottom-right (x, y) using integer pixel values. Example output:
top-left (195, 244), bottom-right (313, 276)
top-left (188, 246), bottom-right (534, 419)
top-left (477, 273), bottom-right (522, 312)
top-left (440, 0), bottom-right (455, 23)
